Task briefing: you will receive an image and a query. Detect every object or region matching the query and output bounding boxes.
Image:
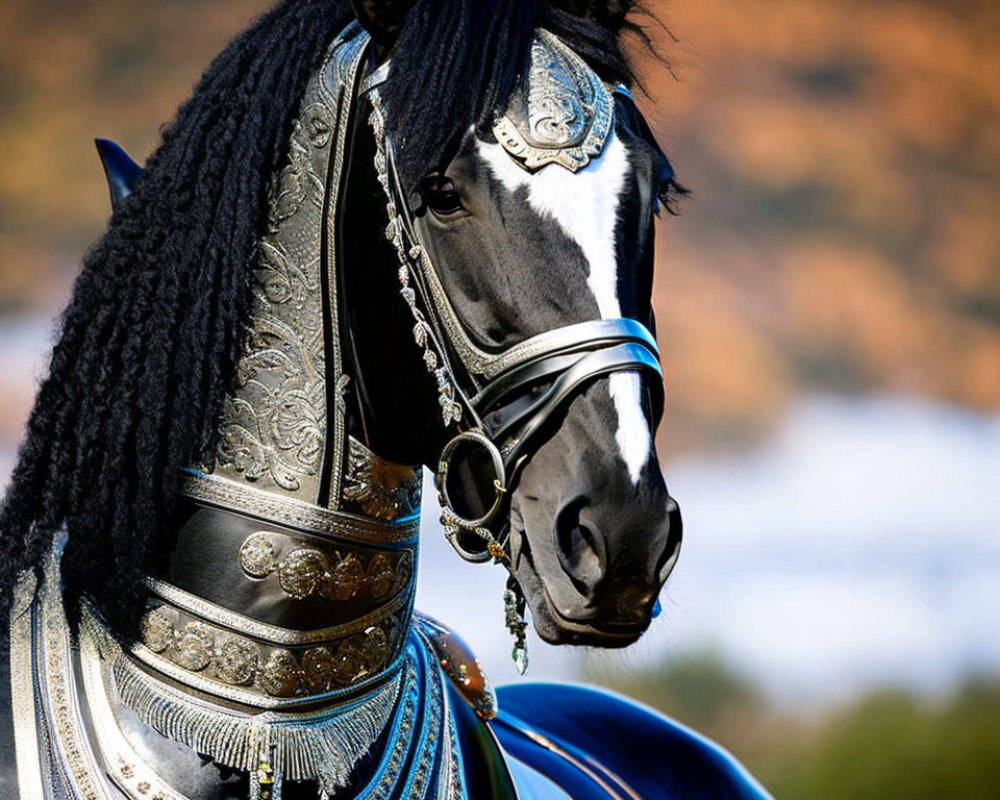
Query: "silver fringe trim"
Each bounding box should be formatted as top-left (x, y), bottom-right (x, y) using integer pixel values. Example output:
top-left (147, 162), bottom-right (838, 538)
top-left (109, 645), bottom-right (402, 792)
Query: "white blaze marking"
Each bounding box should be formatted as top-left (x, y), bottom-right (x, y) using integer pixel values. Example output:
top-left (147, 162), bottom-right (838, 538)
top-left (479, 133), bottom-right (652, 484)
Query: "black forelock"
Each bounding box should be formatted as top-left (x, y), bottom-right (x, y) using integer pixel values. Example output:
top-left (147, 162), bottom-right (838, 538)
top-left (382, 0), bottom-right (540, 190)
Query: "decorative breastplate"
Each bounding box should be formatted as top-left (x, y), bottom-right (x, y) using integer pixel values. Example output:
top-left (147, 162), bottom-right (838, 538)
top-left (108, 25), bottom-right (425, 786)
top-left (8, 538), bottom-right (468, 800)
top-left (148, 24), bottom-right (422, 701)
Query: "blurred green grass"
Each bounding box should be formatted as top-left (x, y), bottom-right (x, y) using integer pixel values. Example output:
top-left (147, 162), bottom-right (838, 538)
top-left (586, 651), bottom-right (1000, 799)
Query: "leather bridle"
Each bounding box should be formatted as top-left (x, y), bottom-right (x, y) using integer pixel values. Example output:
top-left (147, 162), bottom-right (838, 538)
top-left (434, 319), bottom-right (664, 562)
top-left (365, 82), bottom-right (664, 564)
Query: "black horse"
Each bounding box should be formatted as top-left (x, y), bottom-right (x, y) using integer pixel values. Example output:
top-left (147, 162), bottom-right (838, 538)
top-left (1, 1), bottom-right (771, 798)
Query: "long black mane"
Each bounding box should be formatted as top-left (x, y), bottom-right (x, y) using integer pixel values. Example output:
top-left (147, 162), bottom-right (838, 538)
top-left (0, 0), bottom-right (665, 637)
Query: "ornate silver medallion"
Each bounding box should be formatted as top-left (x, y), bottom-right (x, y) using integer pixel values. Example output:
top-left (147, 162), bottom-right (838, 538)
top-left (493, 29), bottom-right (613, 172)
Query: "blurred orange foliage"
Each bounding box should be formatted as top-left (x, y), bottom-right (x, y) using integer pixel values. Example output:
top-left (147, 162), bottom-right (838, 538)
top-left (0, 0), bottom-right (997, 451)
top-left (639, 0), bottom-right (1000, 450)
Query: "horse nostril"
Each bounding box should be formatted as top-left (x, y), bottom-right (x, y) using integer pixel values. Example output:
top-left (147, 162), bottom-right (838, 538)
top-left (554, 498), bottom-right (606, 595)
top-left (656, 494), bottom-right (683, 584)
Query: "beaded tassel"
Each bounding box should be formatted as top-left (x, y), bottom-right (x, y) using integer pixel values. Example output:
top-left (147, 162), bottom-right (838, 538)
top-left (504, 578), bottom-right (529, 675)
top-left (251, 744), bottom-right (281, 800)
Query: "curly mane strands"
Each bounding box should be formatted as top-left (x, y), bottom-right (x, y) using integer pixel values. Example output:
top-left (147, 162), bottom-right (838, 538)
top-left (0, 0), bottom-right (355, 635)
top-left (0, 0), bottom-right (672, 638)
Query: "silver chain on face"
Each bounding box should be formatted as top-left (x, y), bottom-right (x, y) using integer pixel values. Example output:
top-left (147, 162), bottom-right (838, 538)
top-left (364, 90), bottom-right (509, 557)
top-left (365, 86), bottom-right (529, 672)
top-left (366, 92), bottom-right (464, 429)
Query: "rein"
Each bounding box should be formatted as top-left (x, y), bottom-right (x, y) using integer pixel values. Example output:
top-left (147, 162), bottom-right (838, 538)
top-left (364, 71), bottom-right (663, 669)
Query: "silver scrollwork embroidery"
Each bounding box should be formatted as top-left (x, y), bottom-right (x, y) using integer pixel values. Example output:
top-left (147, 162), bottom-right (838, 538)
top-left (212, 58), bottom-right (337, 500)
top-left (342, 438), bottom-right (422, 521)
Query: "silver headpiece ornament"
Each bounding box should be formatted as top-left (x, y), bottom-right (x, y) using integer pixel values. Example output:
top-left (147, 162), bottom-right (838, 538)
top-left (493, 30), bottom-right (614, 172)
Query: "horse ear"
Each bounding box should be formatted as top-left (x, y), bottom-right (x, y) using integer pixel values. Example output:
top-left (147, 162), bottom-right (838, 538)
top-left (349, 0), bottom-right (415, 54)
top-left (95, 138), bottom-right (144, 213)
top-left (555, 1), bottom-right (634, 30)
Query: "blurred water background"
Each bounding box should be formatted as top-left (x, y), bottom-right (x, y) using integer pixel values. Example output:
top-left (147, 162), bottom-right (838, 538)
top-left (1, 0), bottom-right (998, 796)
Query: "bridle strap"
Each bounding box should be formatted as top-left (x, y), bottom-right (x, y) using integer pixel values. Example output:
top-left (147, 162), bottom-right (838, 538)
top-left (471, 317), bottom-right (659, 411)
top-left (494, 340), bottom-right (663, 476)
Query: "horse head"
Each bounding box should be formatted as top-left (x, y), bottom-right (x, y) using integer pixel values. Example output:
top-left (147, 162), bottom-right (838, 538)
top-left (342, 5), bottom-right (683, 652)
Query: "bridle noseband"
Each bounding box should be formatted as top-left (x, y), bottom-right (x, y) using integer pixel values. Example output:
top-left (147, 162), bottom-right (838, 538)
top-left (435, 319), bottom-right (663, 548)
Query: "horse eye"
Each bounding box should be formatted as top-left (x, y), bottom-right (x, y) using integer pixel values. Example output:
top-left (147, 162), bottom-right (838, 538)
top-left (421, 177), bottom-right (465, 217)
top-left (652, 161), bottom-right (676, 217)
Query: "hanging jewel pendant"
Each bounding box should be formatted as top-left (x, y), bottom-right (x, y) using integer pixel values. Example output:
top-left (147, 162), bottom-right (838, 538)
top-left (503, 577), bottom-right (529, 675)
top-left (439, 509), bottom-right (529, 673)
